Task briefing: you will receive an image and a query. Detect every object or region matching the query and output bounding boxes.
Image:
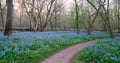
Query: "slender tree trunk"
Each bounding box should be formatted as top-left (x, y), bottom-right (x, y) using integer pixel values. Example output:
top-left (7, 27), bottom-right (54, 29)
top-left (74, 0), bottom-right (79, 34)
top-left (29, 16), bottom-right (32, 31)
top-left (103, 23), bottom-right (107, 31)
top-left (19, 4), bottom-right (24, 28)
top-left (118, 1), bottom-right (120, 33)
top-left (0, 0), bottom-right (4, 31)
top-left (42, 0), bottom-right (55, 31)
top-left (32, 15), bottom-right (39, 32)
top-left (19, 10), bottom-right (23, 28)
top-left (0, 9), bottom-right (4, 31)
top-left (50, 21), bottom-right (53, 31)
top-left (106, 0), bottom-right (114, 38)
top-left (54, 0), bottom-right (57, 31)
top-left (118, 15), bottom-right (120, 33)
top-left (54, 11), bottom-right (57, 31)
top-left (87, 25), bottom-right (92, 35)
top-left (87, 18), bottom-right (92, 35)
top-left (39, 17), bottom-right (43, 31)
top-left (4, 0), bottom-right (13, 36)
top-left (107, 25), bottom-right (114, 38)
top-left (38, 13), bottom-right (43, 31)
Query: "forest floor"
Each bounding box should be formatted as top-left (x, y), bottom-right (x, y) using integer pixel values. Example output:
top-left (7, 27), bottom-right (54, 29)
top-left (0, 31), bottom-right (119, 63)
top-left (41, 40), bottom-right (96, 63)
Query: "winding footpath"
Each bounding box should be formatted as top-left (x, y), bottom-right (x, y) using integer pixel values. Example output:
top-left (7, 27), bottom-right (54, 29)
top-left (41, 40), bottom-right (96, 63)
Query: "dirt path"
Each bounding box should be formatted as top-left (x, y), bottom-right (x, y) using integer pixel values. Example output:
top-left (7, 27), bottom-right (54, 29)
top-left (41, 40), bottom-right (96, 63)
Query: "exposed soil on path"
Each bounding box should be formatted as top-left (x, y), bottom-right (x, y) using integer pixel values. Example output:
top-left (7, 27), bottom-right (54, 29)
top-left (41, 40), bottom-right (96, 63)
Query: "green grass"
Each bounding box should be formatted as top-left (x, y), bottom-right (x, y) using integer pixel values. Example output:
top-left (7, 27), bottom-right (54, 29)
top-left (0, 38), bottom-right (77, 63)
top-left (71, 38), bottom-right (120, 63)
top-left (0, 31), bottom-right (111, 63)
top-left (21, 37), bottom-right (94, 63)
top-left (1, 37), bottom-right (97, 63)
top-left (22, 36), bottom-right (109, 63)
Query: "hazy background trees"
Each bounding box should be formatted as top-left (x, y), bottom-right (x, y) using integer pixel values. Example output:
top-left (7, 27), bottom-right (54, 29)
top-left (0, 0), bottom-right (6, 31)
top-left (71, 0), bottom-right (120, 38)
top-left (0, 0), bottom-right (120, 38)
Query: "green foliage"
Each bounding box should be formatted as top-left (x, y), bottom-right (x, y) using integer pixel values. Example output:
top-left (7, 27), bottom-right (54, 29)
top-left (0, 31), bottom-right (111, 63)
top-left (72, 38), bottom-right (120, 63)
top-left (0, 36), bottom-right (95, 63)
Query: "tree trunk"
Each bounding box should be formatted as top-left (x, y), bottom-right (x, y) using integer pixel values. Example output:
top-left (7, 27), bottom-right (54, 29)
top-left (19, 5), bottom-right (23, 28)
top-left (118, 17), bottom-right (120, 33)
top-left (118, 1), bottom-right (120, 33)
top-left (107, 0), bottom-right (114, 38)
top-left (32, 16), bottom-right (39, 32)
top-left (4, 0), bottom-right (13, 36)
top-left (74, 0), bottom-right (79, 34)
top-left (0, 0), bottom-right (5, 31)
top-left (0, 9), bottom-right (4, 31)
top-left (87, 25), bottom-right (92, 35)
top-left (50, 21), bottom-right (53, 31)
top-left (54, 11), bottom-right (57, 31)
top-left (107, 24), bottom-right (114, 38)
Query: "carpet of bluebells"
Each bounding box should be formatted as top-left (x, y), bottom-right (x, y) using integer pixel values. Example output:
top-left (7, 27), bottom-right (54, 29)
top-left (0, 31), bottom-right (119, 63)
top-left (72, 37), bottom-right (120, 63)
